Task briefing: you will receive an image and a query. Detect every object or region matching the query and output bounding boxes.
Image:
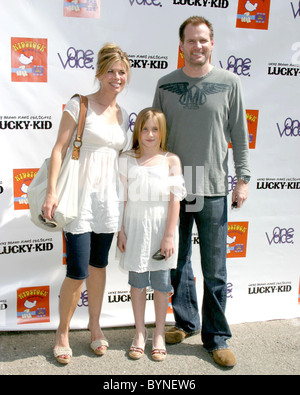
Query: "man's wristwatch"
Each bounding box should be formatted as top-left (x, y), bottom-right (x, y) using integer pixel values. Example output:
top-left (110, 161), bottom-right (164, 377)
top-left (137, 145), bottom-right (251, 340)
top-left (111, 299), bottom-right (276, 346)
top-left (238, 175), bottom-right (251, 184)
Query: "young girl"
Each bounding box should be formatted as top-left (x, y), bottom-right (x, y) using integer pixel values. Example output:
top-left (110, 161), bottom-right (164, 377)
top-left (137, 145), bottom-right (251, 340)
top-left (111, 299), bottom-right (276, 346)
top-left (117, 108), bottom-right (186, 361)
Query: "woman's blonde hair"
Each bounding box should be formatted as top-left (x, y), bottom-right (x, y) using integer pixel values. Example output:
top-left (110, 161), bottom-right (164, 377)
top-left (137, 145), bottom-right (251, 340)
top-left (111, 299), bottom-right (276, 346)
top-left (95, 43), bottom-right (131, 81)
top-left (132, 108), bottom-right (168, 158)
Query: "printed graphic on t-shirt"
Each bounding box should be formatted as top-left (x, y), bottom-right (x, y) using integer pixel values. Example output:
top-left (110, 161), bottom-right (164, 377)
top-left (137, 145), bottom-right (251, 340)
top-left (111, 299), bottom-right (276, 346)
top-left (159, 82), bottom-right (230, 109)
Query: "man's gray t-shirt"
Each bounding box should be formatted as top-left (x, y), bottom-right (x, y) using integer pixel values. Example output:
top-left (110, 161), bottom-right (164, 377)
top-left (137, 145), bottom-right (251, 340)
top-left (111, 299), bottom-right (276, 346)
top-left (153, 67), bottom-right (250, 196)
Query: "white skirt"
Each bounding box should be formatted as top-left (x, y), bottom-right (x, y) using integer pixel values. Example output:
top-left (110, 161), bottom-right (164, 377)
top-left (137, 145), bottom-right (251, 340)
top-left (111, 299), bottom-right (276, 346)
top-left (119, 200), bottom-right (178, 273)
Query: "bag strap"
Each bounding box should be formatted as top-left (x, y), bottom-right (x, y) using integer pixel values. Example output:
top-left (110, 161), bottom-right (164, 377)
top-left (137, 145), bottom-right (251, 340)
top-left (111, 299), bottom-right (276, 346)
top-left (71, 94), bottom-right (88, 160)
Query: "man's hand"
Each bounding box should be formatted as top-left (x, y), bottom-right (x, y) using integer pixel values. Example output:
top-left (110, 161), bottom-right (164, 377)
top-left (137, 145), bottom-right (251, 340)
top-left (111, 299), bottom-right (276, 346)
top-left (232, 179), bottom-right (248, 208)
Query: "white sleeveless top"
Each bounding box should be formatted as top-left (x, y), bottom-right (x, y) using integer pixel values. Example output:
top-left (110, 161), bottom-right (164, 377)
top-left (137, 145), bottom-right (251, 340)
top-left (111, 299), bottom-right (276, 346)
top-left (119, 151), bottom-right (186, 273)
top-left (63, 96), bottom-right (129, 234)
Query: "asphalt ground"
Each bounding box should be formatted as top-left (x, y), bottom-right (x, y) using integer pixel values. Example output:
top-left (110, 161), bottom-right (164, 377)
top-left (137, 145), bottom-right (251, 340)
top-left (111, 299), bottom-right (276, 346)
top-left (0, 318), bottom-right (299, 378)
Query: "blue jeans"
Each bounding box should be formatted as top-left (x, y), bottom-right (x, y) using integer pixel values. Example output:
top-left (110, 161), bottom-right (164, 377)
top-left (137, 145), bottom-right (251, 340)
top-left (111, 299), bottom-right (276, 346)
top-left (129, 270), bottom-right (173, 293)
top-left (171, 196), bottom-right (232, 352)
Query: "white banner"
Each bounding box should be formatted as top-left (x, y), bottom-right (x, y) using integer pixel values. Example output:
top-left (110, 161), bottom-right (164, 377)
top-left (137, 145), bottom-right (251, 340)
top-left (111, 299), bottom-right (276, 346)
top-left (0, 0), bottom-right (299, 331)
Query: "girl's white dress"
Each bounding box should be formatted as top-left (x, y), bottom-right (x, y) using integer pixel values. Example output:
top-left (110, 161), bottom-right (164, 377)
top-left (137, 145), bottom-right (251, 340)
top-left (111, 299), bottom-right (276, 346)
top-left (63, 96), bottom-right (129, 234)
top-left (119, 151), bottom-right (186, 273)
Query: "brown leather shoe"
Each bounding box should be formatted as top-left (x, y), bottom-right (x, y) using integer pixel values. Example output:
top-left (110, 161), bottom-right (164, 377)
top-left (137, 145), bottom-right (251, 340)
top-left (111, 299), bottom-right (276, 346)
top-left (165, 327), bottom-right (188, 344)
top-left (212, 349), bottom-right (236, 367)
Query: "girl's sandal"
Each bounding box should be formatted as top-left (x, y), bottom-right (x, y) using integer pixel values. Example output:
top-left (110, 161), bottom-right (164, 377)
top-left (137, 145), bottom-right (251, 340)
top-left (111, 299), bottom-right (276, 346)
top-left (128, 328), bottom-right (148, 360)
top-left (54, 347), bottom-right (72, 365)
top-left (151, 347), bottom-right (167, 362)
top-left (129, 345), bottom-right (145, 360)
top-left (151, 336), bottom-right (167, 362)
top-left (90, 339), bottom-right (109, 356)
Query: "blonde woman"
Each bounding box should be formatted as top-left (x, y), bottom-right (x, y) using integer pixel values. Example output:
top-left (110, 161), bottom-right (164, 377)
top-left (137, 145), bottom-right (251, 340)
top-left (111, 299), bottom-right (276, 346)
top-left (117, 108), bottom-right (186, 361)
top-left (42, 43), bottom-right (130, 364)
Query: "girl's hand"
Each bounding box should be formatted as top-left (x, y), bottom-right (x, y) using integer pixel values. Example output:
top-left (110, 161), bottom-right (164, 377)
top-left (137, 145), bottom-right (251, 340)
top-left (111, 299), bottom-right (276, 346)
top-left (160, 236), bottom-right (174, 261)
top-left (117, 229), bottom-right (127, 252)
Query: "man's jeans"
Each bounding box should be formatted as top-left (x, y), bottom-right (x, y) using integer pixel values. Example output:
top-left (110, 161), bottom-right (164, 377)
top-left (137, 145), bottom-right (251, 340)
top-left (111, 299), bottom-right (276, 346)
top-left (170, 196), bottom-right (232, 352)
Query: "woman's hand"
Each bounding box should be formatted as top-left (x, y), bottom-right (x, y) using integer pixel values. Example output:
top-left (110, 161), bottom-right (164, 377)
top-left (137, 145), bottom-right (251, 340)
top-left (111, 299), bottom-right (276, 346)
top-left (42, 192), bottom-right (58, 221)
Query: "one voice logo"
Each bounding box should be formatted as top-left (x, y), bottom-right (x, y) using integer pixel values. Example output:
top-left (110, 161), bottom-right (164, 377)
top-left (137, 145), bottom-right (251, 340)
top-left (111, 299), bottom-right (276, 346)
top-left (129, 0), bottom-right (162, 6)
top-left (219, 55), bottom-right (251, 77)
top-left (265, 226), bottom-right (294, 246)
top-left (276, 118), bottom-right (300, 138)
top-left (58, 47), bottom-right (94, 70)
top-left (291, 1), bottom-right (300, 18)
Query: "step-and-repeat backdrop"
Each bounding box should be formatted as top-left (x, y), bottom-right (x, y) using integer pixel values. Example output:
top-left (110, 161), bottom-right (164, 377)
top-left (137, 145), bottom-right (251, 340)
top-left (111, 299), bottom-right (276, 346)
top-left (1, 1), bottom-right (299, 331)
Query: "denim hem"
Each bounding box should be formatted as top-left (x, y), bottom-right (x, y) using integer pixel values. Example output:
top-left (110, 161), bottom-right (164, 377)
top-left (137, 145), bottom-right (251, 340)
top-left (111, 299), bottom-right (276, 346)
top-left (174, 325), bottom-right (201, 336)
top-left (66, 274), bottom-right (89, 281)
top-left (203, 345), bottom-right (229, 353)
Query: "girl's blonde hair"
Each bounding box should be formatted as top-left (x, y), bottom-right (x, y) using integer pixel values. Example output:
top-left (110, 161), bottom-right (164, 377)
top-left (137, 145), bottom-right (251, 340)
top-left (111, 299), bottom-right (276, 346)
top-left (95, 43), bottom-right (131, 81)
top-left (132, 108), bottom-right (168, 158)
